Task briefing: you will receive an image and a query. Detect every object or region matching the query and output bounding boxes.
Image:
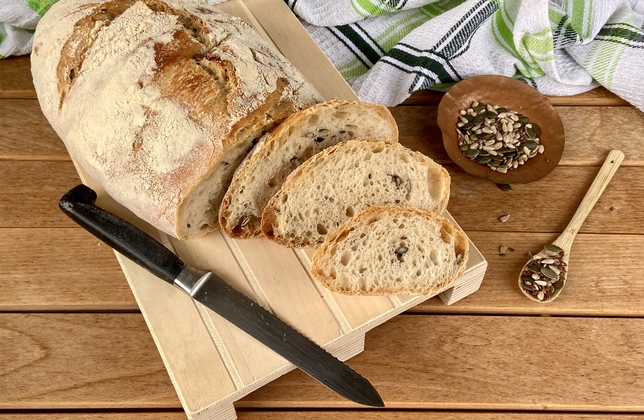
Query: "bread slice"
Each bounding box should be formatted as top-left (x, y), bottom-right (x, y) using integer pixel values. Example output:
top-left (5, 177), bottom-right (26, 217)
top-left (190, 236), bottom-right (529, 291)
top-left (219, 99), bottom-right (399, 238)
top-left (310, 205), bottom-right (469, 296)
top-left (261, 139), bottom-right (451, 247)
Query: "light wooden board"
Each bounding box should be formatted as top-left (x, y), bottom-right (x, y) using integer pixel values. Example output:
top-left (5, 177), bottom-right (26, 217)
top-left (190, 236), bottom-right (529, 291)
top-left (52, 1), bottom-right (486, 419)
top-left (3, 314), bottom-right (644, 412)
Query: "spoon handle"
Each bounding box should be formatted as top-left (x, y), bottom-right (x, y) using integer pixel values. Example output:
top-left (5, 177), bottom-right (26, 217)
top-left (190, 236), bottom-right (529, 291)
top-left (553, 150), bottom-right (624, 253)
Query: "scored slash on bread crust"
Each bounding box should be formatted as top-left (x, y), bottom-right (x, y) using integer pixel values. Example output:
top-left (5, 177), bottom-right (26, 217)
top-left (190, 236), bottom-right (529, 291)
top-left (219, 99), bottom-right (399, 239)
top-left (31, 0), bottom-right (321, 240)
top-left (310, 205), bottom-right (470, 296)
top-left (261, 139), bottom-right (451, 248)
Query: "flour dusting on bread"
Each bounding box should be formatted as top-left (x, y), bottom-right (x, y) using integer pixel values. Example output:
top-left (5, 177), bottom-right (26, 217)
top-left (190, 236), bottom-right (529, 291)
top-left (32, 0), bottom-right (321, 239)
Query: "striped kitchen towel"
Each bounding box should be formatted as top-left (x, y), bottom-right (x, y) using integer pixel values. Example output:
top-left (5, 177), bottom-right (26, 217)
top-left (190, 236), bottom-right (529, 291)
top-left (287, 0), bottom-right (644, 110)
top-left (4, 0), bottom-right (643, 110)
top-left (0, 0), bottom-right (56, 58)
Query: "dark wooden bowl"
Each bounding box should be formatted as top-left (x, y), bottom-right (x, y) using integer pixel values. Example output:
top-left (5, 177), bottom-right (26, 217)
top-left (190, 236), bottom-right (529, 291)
top-left (437, 75), bottom-right (565, 184)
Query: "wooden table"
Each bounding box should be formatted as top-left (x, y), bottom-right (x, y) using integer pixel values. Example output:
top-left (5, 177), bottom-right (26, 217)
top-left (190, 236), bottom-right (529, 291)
top-left (2, 53), bottom-right (644, 420)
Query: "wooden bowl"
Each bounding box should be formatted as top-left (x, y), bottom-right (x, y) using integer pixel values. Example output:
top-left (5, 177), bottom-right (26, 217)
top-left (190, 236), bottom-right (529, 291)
top-left (437, 75), bottom-right (565, 184)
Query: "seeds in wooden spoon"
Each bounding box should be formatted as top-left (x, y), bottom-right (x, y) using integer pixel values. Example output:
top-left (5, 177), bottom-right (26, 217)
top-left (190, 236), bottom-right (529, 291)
top-left (456, 101), bottom-right (544, 172)
top-left (520, 244), bottom-right (568, 301)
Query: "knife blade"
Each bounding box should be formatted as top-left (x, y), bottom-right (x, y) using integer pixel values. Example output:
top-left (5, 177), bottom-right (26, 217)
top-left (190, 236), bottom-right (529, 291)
top-left (59, 184), bottom-right (384, 408)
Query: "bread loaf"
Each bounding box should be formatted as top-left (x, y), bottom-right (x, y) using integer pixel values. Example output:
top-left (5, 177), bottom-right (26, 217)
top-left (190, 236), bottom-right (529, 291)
top-left (261, 139), bottom-right (451, 247)
top-left (310, 205), bottom-right (469, 296)
top-left (31, 0), bottom-right (322, 239)
top-left (219, 99), bottom-right (399, 239)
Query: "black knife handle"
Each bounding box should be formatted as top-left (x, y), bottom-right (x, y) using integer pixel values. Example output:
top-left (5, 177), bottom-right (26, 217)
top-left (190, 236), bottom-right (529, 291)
top-left (59, 184), bottom-right (186, 284)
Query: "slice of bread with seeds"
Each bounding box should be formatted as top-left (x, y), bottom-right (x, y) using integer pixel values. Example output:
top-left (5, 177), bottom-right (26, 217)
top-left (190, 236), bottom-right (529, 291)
top-left (261, 139), bottom-right (451, 248)
top-left (310, 205), bottom-right (469, 296)
top-left (219, 99), bottom-right (398, 238)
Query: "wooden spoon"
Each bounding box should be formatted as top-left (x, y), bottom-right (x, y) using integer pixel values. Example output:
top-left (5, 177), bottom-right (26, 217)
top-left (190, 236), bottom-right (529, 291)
top-left (518, 150), bottom-right (625, 303)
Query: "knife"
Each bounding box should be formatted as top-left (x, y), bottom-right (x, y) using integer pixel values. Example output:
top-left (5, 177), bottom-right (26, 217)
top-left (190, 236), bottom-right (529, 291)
top-left (59, 184), bottom-right (384, 407)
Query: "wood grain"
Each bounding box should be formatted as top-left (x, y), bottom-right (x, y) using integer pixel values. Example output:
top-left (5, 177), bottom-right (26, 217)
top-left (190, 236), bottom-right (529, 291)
top-left (2, 228), bottom-right (642, 315)
top-left (0, 228), bottom-right (132, 311)
top-left (242, 315), bottom-right (644, 411)
top-left (403, 86), bottom-right (631, 106)
top-left (1, 413), bottom-right (642, 420)
top-left (393, 106), bottom-right (644, 166)
top-left (446, 166), bottom-right (643, 235)
top-left (2, 101), bottom-right (642, 167)
top-left (0, 160), bottom-right (81, 227)
top-left (1, 160), bottom-right (641, 234)
top-left (0, 56), bottom-right (35, 99)
top-left (0, 99), bottom-right (67, 160)
top-left (0, 313), bottom-right (177, 409)
top-left (1, 54), bottom-right (629, 107)
top-left (4, 314), bottom-right (643, 411)
top-left (414, 232), bottom-right (644, 316)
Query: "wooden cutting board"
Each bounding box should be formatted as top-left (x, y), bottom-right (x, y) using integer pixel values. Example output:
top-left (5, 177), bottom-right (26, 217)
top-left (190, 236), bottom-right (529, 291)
top-left (68, 1), bottom-right (488, 419)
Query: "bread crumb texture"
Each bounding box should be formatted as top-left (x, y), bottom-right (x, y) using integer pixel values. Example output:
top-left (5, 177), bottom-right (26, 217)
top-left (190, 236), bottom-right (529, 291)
top-left (31, 0), bottom-right (321, 239)
top-left (311, 205), bottom-right (469, 296)
top-left (219, 99), bottom-right (399, 238)
top-left (262, 139), bottom-right (450, 247)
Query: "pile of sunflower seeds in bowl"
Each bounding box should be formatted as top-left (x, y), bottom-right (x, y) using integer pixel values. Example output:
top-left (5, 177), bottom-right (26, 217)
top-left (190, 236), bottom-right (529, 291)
top-left (456, 101), bottom-right (544, 173)
top-left (520, 244), bottom-right (568, 301)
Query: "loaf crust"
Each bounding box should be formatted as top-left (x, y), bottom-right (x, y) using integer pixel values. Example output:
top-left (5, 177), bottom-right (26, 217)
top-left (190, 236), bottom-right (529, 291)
top-left (310, 205), bottom-right (469, 296)
top-left (219, 99), bottom-right (399, 239)
top-left (261, 139), bottom-right (451, 247)
top-left (31, 0), bottom-right (321, 239)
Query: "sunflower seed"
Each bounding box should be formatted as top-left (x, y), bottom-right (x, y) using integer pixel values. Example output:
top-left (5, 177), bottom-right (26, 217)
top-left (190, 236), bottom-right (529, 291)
top-left (498, 214), bottom-right (510, 223)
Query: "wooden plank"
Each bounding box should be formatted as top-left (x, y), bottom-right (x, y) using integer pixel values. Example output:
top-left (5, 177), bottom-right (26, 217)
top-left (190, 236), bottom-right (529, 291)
top-left (242, 315), bottom-right (644, 411)
top-left (1, 52), bottom-right (629, 107)
top-left (0, 160), bottom-right (81, 228)
top-left (413, 232), bottom-right (644, 316)
top-left (0, 313), bottom-right (178, 409)
top-left (2, 413), bottom-right (643, 420)
top-left (2, 160), bottom-right (642, 234)
top-left (3, 230), bottom-right (642, 316)
top-left (0, 99), bottom-right (68, 161)
top-left (2, 100), bottom-right (642, 168)
top-left (0, 56), bottom-right (35, 99)
top-left (403, 86), bottom-right (631, 106)
top-left (0, 228), bottom-right (133, 311)
top-left (3, 314), bottom-right (644, 411)
top-left (447, 166), bottom-right (644, 235)
top-left (392, 105), bottom-right (644, 166)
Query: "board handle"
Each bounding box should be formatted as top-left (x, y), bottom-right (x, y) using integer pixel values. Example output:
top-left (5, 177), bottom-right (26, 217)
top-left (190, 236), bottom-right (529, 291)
top-left (59, 184), bottom-right (186, 284)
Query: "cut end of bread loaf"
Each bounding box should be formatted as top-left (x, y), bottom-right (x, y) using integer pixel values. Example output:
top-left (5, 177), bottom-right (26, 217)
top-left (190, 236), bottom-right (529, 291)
top-left (261, 139), bottom-right (450, 247)
top-left (219, 99), bottom-right (399, 239)
top-left (310, 205), bottom-right (469, 296)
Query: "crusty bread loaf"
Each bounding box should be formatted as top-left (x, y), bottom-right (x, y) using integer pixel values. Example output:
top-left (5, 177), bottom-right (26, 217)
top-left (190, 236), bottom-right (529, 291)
top-left (261, 139), bottom-right (451, 247)
top-left (31, 0), bottom-right (321, 239)
top-left (219, 99), bottom-right (399, 239)
top-left (310, 205), bottom-right (469, 296)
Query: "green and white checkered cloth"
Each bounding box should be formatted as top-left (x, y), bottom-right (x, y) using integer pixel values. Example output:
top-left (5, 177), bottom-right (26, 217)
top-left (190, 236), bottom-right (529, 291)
top-left (3, 0), bottom-right (643, 110)
top-left (287, 0), bottom-right (644, 109)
